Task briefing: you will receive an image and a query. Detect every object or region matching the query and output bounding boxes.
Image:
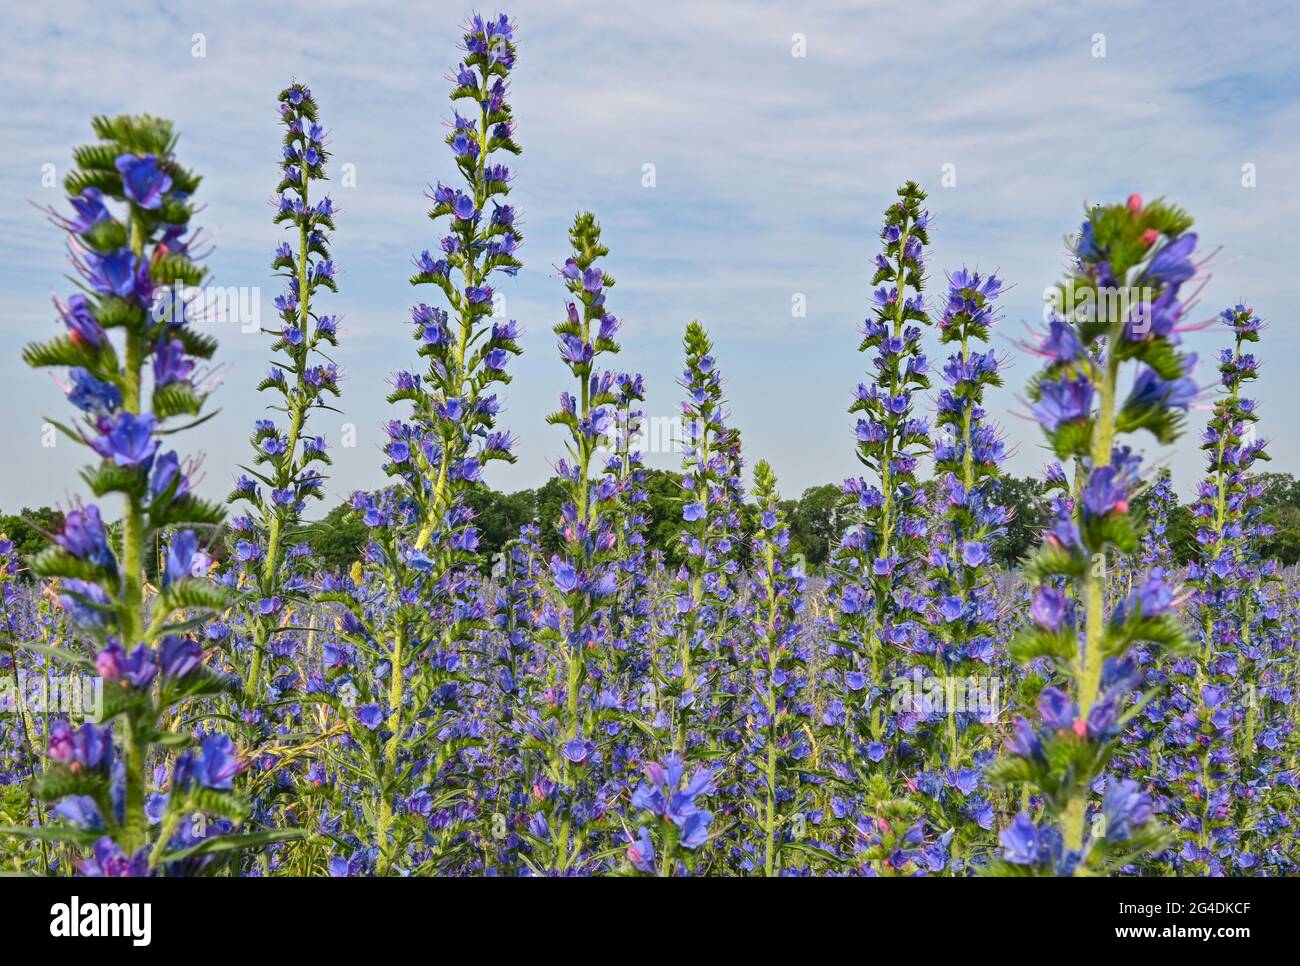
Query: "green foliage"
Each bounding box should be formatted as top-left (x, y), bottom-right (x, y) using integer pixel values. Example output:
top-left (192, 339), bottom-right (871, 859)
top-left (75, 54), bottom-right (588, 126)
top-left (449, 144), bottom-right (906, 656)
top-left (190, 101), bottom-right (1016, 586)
top-left (9, 472), bottom-right (1300, 591)
top-left (463, 484), bottom-right (539, 563)
top-left (788, 483), bottom-right (841, 568)
top-left (1256, 472), bottom-right (1300, 564)
top-left (0, 507), bottom-right (66, 564)
top-left (22, 335), bottom-right (100, 370)
top-left (301, 501), bottom-right (370, 574)
top-left (992, 475), bottom-right (1049, 566)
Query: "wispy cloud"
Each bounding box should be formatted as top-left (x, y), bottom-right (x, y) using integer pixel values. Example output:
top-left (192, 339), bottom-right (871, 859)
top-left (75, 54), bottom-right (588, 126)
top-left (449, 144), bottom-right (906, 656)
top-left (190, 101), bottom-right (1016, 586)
top-left (1, 0), bottom-right (1296, 513)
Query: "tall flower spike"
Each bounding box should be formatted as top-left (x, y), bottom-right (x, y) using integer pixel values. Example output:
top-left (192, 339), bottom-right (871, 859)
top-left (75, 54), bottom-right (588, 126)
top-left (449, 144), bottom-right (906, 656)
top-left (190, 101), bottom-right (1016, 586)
top-left (835, 181), bottom-right (933, 670)
top-left (991, 195), bottom-right (1200, 876)
top-left (741, 459), bottom-right (809, 876)
top-left (607, 370), bottom-right (651, 657)
top-left (317, 13), bottom-right (522, 876)
top-left (227, 82), bottom-right (343, 739)
top-left (824, 181), bottom-right (932, 871)
top-left (1173, 304), bottom-right (1282, 873)
top-left (916, 267), bottom-right (1009, 873)
top-left (531, 212), bottom-right (626, 872)
top-left (20, 115), bottom-right (259, 875)
top-left (661, 321), bottom-right (737, 858)
top-left (1139, 467), bottom-right (1178, 573)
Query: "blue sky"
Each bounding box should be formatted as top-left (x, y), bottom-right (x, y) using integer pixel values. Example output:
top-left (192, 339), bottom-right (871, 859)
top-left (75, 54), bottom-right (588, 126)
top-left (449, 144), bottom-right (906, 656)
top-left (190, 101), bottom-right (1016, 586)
top-left (2, 0), bottom-right (1297, 516)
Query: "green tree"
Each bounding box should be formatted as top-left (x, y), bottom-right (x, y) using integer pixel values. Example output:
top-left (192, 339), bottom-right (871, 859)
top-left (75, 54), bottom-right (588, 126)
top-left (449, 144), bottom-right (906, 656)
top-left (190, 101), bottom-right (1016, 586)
top-left (0, 506), bottom-right (65, 566)
top-left (642, 468), bottom-right (686, 569)
top-left (1256, 472), bottom-right (1300, 564)
top-left (533, 477), bottom-right (567, 559)
top-left (303, 500), bottom-right (370, 574)
top-left (465, 484), bottom-right (537, 564)
top-left (789, 484), bottom-right (842, 569)
top-left (1166, 502), bottom-right (1198, 565)
top-left (991, 474), bottom-right (1047, 567)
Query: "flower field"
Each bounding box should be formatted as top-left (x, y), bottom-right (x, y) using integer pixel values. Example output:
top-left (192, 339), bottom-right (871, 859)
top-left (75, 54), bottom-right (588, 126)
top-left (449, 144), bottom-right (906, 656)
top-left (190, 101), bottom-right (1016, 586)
top-left (0, 12), bottom-right (1296, 880)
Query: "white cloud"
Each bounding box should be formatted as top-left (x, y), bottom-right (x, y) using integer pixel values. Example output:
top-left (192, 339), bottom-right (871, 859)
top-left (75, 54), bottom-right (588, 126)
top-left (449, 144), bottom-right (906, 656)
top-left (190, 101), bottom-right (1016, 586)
top-left (0, 0), bottom-right (1296, 511)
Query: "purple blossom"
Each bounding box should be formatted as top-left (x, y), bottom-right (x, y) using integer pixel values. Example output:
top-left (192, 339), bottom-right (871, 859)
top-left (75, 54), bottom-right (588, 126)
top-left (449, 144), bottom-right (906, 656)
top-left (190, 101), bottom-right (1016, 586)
top-left (47, 720), bottom-right (112, 771)
top-left (1032, 376), bottom-right (1093, 432)
top-left (1000, 812), bottom-right (1041, 865)
top-left (59, 294), bottom-right (107, 347)
top-left (89, 412), bottom-right (158, 467)
top-left (115, 154), bottom-right (173, 209)
top-left (85, 249), bottom-right (147, 299)
top-left (55, 505), bottom-right (115, 567)
top-left (78, 837), bottom-right (149, 877)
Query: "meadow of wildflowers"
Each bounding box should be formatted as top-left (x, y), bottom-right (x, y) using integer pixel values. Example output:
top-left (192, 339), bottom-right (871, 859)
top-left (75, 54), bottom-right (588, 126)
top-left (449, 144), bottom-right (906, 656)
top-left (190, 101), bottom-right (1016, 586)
top-left (0, 12), bottom-right (1296, 886)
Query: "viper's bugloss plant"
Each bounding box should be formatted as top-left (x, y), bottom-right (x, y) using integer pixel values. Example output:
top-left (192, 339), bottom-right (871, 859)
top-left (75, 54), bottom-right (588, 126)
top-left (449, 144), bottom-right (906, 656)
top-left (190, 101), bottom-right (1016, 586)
top-left (834, 181), bottom-right (933, 670)
top-left (318, 13), bottom-right (522, 875)
top-left (990, 194), bottom-right (1201, 876)
top-left (825, 181), bottom-right (933, 871)
top-left (636, 321), bottom-right (743, 872)
top-left (666, 322), bottom-right (742, 758)
top-left (11, 115), bottom-right (291, 874)
top-left (914, 267), bottom-right (1009, 872)
top-left (210, 83), bottom-right (346, 875)
top-left (741, 460), bottom-right (810, 876)
top-left (1171, 304), bottom-right (1290, 873)
top-left (529, 212), bottom-right (625, 871)
top-left (227, 83), bottom-right (341, 713)
top-left (1140, 467), bottom-right (1178, 574)
top-left (608, 371), bottom-right (651, 658)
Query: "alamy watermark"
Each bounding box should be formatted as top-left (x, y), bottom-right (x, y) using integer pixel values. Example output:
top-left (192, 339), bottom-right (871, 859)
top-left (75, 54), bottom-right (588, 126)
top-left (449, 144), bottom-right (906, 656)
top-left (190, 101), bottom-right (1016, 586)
top-left (889, 668), bottom-right (1002, 717)
top-left (1, 671), bottom-right (103, 720)
top-left (151, 281), bottom-right (262, 333)
top-left (50, 896), bottom-right (151, 946)
top-left (591, 412), bottom-right (690, 457)
top-left (1043, 285), bottom-right (1158, 336)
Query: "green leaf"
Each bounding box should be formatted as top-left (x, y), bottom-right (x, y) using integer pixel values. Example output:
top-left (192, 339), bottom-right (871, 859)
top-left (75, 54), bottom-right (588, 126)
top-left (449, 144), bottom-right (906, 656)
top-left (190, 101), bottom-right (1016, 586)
top-left (22, 336), bottom-right (96, 370)
top-left (153, 381), bottom-right (205, 420)
top-left (82, 462), bottom-right (147, 499)
top-left (36, 768), bottom-right (110, 802)
top-left (156, 828), bottom-right (306, 864)
top-left (29, 545), bottom-right (115, 583)
top-left (151, 253), bottom-right (206, 288)
top-left (172, 326), bottom-right (218, 360)
top-left (161, 666), bottom-right (234, 706)
top-left (0, 825), bottom-right (104, 847)
top-left (1009, 627), bottom-right (1076, 664)
top-left (157, 578), bottom-right (227, 613)
top-left (19, 641), bottom-right (94, 670)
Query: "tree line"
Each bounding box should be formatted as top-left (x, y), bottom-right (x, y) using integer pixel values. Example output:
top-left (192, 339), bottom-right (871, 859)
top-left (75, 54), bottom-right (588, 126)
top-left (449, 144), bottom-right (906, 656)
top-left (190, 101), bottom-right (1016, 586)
top-left (6, 470), bottom-right (1300, 579)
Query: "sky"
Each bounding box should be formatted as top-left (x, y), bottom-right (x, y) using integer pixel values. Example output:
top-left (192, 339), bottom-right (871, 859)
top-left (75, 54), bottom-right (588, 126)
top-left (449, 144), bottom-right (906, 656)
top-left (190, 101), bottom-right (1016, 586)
top-left (1, 0), bottom-right (1297, 519)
